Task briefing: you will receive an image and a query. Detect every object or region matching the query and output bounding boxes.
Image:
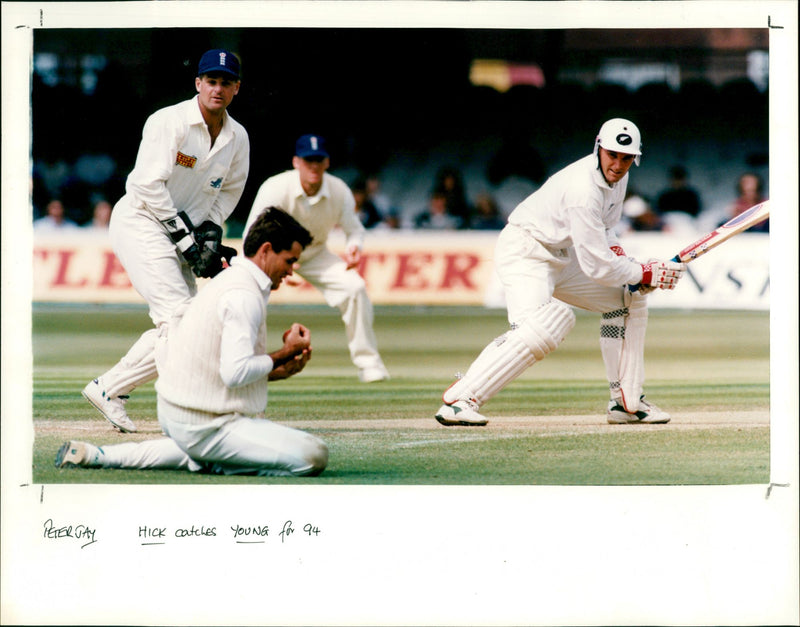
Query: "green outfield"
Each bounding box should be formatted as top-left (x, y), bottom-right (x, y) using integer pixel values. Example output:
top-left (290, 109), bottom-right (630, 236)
top-left (30, 305), bottom-right (770, 485)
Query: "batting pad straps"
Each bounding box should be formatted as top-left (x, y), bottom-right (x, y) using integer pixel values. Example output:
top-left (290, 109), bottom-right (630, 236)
top-left (444, 300), bottom-right (575, 406)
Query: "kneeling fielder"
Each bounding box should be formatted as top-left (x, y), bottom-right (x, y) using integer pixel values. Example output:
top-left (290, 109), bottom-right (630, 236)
top-left (436, 118), bottom-right (686, 427)
top-left (57, 209), bottom-right (328, 477)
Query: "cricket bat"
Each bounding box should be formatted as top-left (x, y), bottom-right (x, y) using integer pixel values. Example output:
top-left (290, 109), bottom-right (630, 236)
top-left (630, 199), bottom-right (770, 291)
top-left (670, 199), bottom-right (770, 263)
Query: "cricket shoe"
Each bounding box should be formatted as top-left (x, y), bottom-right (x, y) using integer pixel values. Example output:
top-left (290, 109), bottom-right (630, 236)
top-left (607, 396), bottom-right (671, 424)
top-left (82, 378), bottom-right (138, 433)
top-left (358, 366), bottom-right (390, 383)
top-left (435, 398), bottom-right (488, 427)
top-left (55, 440), bottom-right (103, 468)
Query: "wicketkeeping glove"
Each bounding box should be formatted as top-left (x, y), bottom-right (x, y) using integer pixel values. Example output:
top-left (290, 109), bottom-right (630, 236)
top-left (640, 259), bottom-right (686, 290)
top-left (160, 212), bottom-right (223, 278)
top-left (195, 220), bottom-right (238, 265)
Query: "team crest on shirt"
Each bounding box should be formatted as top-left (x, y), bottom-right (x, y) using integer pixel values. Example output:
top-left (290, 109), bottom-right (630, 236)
top-left (176, 152), bottom-right (197, 168)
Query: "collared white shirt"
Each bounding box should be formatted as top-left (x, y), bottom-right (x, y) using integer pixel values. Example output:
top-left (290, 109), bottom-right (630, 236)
top-left (507, 154), bottom-right (642, 286)
top-left (244, 169), bottom-right (364, 259)
top-left (124, 95), bottom-right (250, 227)
top-left (217, 256), bottom-right (273, 387)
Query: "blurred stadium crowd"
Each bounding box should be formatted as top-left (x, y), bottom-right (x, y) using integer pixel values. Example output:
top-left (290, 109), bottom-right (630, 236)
top-left (31, 28), bottom-right (768, 238)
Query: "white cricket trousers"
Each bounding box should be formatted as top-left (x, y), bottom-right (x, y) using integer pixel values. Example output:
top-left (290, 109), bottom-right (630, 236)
top-left (99, 200), bottom-right (198, 397)
top-left (297, 248), bottom-right (385, 371)
top-left (97, 397), bottom-right (328, 477)
top-left (495, 224), bottom-right (646, 407)
top-left (496, 224), bottom-right (632, 322)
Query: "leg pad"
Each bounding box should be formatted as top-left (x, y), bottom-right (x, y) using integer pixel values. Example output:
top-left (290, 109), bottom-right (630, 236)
top-left (444, 299), bottom-right (575, 405)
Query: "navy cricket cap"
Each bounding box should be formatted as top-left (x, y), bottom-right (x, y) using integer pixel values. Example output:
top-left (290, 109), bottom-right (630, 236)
top-left (197, 49), bottom-right (241, 80)
top-left (295, 134), bottom-right (329, 159)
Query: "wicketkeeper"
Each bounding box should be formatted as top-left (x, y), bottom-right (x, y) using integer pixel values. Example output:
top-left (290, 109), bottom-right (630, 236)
top-left (436, 118), bottom-right (686, 426)
top-left (82, 49), bottom-right (249, 432)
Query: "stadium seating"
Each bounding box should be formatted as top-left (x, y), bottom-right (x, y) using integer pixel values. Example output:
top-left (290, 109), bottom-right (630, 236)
top-left (32, 77), bottom-right (767, 231)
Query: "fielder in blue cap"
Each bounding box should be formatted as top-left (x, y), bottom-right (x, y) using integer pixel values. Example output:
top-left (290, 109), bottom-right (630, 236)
top-left (295, 134), bottom-right (329, 160)
top-left (242, 134), bottom-right (391, 384)
top-left (197, 49), bottom-right (241, 81)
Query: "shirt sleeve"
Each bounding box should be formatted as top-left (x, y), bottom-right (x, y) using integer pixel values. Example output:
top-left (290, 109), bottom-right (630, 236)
top-left (217, 288), bottom-right (273, 387)
top-left (606, 227), bottom-right (623, 251)
top-left (569, 204), bottom-right (643, 286)
top-left (126, 111), bottom-right (183, 221)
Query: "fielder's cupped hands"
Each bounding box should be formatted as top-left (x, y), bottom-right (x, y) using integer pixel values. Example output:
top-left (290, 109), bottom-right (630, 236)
top-left (283, 323), bottom-right (311, 353)
top-left (270, 323), bottom-right (312, 380)
top-left (280, 348), bottom-right (312, 378)
top-left (269, 348), bottom-right (312, 380)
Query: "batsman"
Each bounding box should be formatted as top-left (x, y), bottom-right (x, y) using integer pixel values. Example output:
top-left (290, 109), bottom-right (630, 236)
top-left (436, 118), bottom-right (687, 426)
top-left (82, 49), bottom-right (249, 432)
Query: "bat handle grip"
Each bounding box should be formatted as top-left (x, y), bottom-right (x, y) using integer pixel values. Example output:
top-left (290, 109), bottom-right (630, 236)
top-left (628, 254), bottom-right (682, 292)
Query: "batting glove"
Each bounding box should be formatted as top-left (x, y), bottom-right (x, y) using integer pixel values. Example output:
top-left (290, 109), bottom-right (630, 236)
top-left (641, 260), bottom-right (686, 290)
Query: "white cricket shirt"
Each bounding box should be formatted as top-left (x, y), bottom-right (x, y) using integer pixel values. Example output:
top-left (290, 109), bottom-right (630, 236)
top-left (244, 169), bottom-right (365, 259)
top-left (123, 95), bottom-right (250, 228)
top-left (507, 154), bottom-right (643, 287)
top-left (155, 256), bottom-right (271, 416)
top-left (217, 256), bottom-right (274, 388)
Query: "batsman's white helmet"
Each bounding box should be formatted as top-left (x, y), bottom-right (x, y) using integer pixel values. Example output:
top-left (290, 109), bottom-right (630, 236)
top-left (594, 118), bottom-right (642, 166)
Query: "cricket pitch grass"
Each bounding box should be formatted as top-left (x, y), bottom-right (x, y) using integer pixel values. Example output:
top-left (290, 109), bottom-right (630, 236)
top-left (30, 305), bottom-right (770, 485)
